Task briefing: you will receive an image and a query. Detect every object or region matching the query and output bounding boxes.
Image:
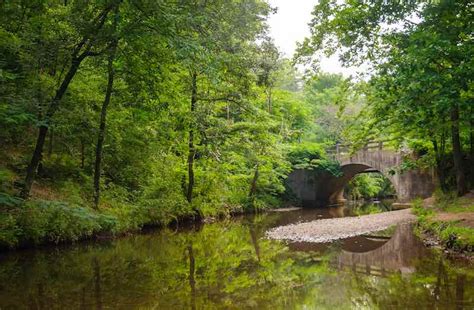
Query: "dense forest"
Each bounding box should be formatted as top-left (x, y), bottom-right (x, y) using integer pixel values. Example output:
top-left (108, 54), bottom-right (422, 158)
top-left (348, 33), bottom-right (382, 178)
top-left (0, 0), bottom-right (473, 249)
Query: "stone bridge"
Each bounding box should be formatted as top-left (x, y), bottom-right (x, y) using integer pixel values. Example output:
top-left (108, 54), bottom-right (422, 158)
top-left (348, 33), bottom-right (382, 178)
top-left (287, 142), bottom-right (435, 206)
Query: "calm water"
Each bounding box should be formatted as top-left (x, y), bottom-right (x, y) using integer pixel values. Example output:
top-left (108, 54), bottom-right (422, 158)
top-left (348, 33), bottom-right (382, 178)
top-left (0, 203), bottom-right (473, 309)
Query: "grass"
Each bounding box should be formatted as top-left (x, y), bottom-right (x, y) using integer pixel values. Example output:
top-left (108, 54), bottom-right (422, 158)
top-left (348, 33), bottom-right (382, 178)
top-left (441, 200), bottom-right (474, 213)
top-left (413, 195), bottom-right (474, 253)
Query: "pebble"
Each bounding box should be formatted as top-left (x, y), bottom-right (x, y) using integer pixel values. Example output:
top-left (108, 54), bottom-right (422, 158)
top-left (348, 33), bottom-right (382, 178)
top-left (266, 208), bottom-right (416, 243)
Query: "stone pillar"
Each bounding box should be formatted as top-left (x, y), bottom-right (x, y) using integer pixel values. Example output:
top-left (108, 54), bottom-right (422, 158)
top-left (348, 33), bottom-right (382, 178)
top-left (394, 168), bottom-right (436, 202)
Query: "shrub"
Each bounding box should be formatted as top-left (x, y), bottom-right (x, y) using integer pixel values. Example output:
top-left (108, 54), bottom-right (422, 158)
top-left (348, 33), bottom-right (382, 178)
top-left (425, 220), bottom-right (474, 252)
top-left (0, 192), bottom-right (23, 207)
top-left (20, 201), bottom-right (117, 244)
top-left (0, 198), bottom-right (117, 249)
top-left (287, 142), bottom-right (341, 176)
top-left (0, 167), bottom-right (15, 192)
top-left (40, 154), bottom-right (83, 180)
top-left (0, 212), bottom-right (20, 247)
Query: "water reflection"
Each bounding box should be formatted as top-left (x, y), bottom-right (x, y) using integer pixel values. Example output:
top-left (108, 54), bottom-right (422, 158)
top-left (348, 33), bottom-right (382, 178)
top-left (0, 209), bottom-right (472, 309)
top-left (334, 223), bottom-right (428, 274)
top-left (268, 199), bottom-right (396, 227)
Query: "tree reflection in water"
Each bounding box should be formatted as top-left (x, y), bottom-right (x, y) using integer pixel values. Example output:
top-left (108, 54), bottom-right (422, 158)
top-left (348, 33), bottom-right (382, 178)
top-left (0, 212), bottom-right (472, 309)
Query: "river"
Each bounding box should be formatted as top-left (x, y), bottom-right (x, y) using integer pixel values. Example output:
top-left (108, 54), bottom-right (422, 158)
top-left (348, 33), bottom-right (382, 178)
top-left (0, 202), bottom-right (473, 309)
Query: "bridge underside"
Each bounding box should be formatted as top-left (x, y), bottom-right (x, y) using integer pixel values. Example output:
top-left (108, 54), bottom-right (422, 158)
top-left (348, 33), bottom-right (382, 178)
top-left (287, 165), bottom-right (435, 206)
top-left (287, 148), bottom-right (435, 206)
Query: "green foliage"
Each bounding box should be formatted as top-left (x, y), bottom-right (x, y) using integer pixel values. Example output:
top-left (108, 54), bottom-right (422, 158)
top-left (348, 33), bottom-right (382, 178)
top-left (0, 0), bottom-right (318, 247)
top-left (374, 225), bottom-right (397, 237)
top-left (0, 167), bottom-right (16, 193)
top-left (414, 196), bottom-right (474, 252)
top-left (0, 102), bottom-right (35, 141)
top-left (0, 192), bottom-right (23, 208)
top-left (8, 0), bottom-right (466, 250)
top-left (287, 142), bottom-right (342, 177)
top-left (352, 204), bottom-right (382, 216)
top-left (302, 73), bottom-right (358, 144)
top-left (346, 174), bottom-right (382, 200)
top-left (298, 0), bottom-right (474, 194)
top-left (41, 154), bottom-right (84, 180)
top-left (345, 173), bottom-right (395, 200)
top-left (0, 213), bottom-right (20, 247)
top-left (0, 198), bottom-right (117, 248)
top-left (288, 142), bottom-right (325, 166)
top-left (420, 219), bottom-right (474, 252)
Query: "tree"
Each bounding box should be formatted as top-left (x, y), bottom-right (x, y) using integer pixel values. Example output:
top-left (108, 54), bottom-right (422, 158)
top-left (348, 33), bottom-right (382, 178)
top-left (171, 0), bottom-right (273, 208)
top-left (298, 0), bottom-right (473, 194)
top-left (93, 5), bottom-right (120, 208)
top-left (255, 38), bottom-right (281, 114)
top-left (20, 1), bottom-right (120, 198)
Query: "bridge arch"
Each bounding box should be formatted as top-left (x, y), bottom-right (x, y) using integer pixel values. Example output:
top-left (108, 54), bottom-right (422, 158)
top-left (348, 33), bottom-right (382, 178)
top-left (286, 143), bottom-right (435, 206)
top-left (328, 163), bottom-right (396, 204)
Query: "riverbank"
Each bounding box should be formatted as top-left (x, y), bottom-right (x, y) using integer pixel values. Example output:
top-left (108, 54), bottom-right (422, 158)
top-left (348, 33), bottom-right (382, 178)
top-left (0, 196), bottom-right (171, 250)
top-left (266, 208), bottom-right (415, 243)
top-left (0, 192), bottom-right (239, 250)
top-left (0, 153), bottom-right (274, 250)
top-left (413, 191), bottom-right (474, 260)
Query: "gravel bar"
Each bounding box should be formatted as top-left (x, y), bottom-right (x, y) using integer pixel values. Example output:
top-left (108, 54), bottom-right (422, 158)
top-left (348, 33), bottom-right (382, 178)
top-left (266, 208), bottom-right (416, 243)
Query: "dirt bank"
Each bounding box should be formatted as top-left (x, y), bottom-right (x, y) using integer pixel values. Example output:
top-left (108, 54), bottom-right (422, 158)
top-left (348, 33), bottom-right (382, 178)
top-left (266, 208), bottom-right (415, 243)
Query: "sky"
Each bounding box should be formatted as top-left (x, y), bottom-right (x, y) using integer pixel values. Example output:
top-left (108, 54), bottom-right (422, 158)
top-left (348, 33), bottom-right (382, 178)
top-left (267, 0), bottom-right (361, 77)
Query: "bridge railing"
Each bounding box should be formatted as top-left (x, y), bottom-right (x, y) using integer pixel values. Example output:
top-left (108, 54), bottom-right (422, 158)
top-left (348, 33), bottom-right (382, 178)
top-left (326, 140), bottom-right (387, 159)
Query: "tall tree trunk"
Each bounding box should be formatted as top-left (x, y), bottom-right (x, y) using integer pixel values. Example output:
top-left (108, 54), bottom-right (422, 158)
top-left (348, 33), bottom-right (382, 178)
top-left (249, 226), bottom-right (261, 262)
top-left (451, 103), bottom-right (467, 196)
top-left (20, 6), bottom-right (112, 198)
top-left (432, 138), bottom-right (447, 192)
top-left (93, 38), bottom-right (118, 209)
top-left (266, 87), bottom-right (272, 114)
top-left (249, 163), bottom-right (259, 199)
top-left (21, 59), bottom-right (83, 198)
top-left (186, 72), bottom-right (198, 204)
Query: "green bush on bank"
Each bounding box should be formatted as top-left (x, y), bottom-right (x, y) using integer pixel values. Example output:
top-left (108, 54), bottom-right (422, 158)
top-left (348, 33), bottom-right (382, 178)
top-left (0, 198), bottom-right (115, 248)
top-left (0, 191), bottom-right (190, 249)
top-left (413, 198), bottom-right (474, 252)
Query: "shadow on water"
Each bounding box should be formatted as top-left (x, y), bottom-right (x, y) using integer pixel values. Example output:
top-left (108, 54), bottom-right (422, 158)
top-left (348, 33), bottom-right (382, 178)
top-left (0, 203), bottom-right (473, 309)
